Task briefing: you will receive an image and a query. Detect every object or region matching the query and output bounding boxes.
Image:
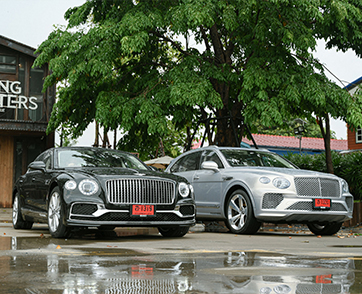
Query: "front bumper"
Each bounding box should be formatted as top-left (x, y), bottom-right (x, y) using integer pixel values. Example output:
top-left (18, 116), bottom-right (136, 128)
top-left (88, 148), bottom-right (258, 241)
top-left (66, 202), bottom-right (196, 227)
top-left (254, 192), bottom-right (354, 224)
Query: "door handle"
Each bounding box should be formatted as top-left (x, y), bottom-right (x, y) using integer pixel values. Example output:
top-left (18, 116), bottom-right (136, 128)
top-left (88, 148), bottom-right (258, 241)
top-left (193, 175), bottom-right (200, 180)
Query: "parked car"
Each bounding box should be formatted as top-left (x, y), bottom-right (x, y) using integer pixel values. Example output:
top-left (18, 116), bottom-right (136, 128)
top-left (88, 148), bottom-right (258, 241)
top-left (165, 146), bottom-right (353, 235)
top-left (12, 147), bottom-right (195, 238)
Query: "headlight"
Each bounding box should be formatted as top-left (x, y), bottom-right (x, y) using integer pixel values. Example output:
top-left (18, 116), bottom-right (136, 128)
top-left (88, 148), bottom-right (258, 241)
top-left (342, 180), bottom-right (349, 193)
top-left (272, 177), bottom-right (290, 189)
top-left (178, 182), bottom-right (190, 198)
top-left (259, 177), bottom-right (271, 184)
top-left (79, 179), bottom-right (99, 195)
top-left (189, 184), bottom-right (194, 199)
top-left (64, 180), bottom-right (77, 190)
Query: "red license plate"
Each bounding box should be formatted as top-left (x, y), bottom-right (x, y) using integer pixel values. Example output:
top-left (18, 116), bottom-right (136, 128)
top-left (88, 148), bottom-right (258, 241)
top-left (132, 204), bottom-right (155, 216)
top-left (313, 199), bottom-right (331, 210)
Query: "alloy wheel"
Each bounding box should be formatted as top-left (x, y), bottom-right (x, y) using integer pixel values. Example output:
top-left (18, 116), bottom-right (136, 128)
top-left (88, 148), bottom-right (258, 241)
top-left (227, 193), bottom-right (247, 231)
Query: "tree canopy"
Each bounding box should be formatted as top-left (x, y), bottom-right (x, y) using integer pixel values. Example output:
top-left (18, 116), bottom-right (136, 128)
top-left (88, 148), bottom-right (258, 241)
top-left (35, 0), bottom-right (362, 158)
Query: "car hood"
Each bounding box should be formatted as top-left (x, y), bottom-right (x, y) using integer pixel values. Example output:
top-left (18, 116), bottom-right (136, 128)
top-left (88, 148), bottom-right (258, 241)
top-left (64, 167), bottom-right (188, 183)
top-left (227, 166), bottom-right (341, 179)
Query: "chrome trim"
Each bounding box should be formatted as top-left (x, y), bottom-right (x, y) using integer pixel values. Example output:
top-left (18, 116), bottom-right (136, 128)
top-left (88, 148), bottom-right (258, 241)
top-left (69, 202), bottom-right (195, 219)
top-left (294, 177), bottom-right (340, 198)
top-left (106, 178), bottom-right (176, 204)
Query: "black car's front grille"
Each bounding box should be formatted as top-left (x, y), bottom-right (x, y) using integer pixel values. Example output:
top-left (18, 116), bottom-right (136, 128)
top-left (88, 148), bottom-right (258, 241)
top-left (106, 178), bottom-right (176, 205)
top-left (294, 177), bottom-right (340, 197)
top-left (71, 203), bottom-right (98, 215)
top-left (179, 205), bottom-right (195, 216)
top-left (107, 278), bottom-right (176, 294)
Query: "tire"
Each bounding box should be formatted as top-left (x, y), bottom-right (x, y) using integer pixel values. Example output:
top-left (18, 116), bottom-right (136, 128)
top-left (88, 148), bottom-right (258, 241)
top-left (12, 193), bottom-right (33, 230)
top-left (225, 189), bottom-right (261, 234)
top-left (48, 187), bottom-right (71, 238)
top-left (158, 226), bottom-right (190, 237)
top-left (307, 222), bottom-right (343, 236)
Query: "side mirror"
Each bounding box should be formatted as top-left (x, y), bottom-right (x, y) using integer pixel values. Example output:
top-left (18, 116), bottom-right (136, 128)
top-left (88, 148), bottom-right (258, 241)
top-left (201, 161), bottom-right (219, 173)
top-left (28, 161), bottom-right (46, 171)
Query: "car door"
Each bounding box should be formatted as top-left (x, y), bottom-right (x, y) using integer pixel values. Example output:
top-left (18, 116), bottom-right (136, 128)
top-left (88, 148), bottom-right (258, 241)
top-left (191, 150), bottom-right (224, 217)
top-left (169, 151), bottom-right (200, 198)
top-left (27, 150), bottom-right (53, 214)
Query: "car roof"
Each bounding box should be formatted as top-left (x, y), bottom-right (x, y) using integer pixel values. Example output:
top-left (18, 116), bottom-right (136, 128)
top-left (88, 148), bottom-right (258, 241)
top-left (190, 145), bottom-right (271, 152)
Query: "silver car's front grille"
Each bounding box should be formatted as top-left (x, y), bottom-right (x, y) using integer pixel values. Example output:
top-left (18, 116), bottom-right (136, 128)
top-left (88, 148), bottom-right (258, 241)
top-left (294, 177), bottom-right (340, 198)
top-left (106, 178), bottom-right (175, 204)
top-left (262, 193), bottom-right (284, 209)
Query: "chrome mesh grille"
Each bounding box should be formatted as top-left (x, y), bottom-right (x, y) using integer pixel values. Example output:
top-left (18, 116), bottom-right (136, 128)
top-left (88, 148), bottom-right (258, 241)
top-left (294, 177), bottom-right (340, 197)
top-left (262, 193), bottom-right (284, 209)
top-left (106, 178), bottom-right (175, 204)
top-left (286, 202), bottom-right (346, 211)
top-left (106, 278), bottom-right (176, 294)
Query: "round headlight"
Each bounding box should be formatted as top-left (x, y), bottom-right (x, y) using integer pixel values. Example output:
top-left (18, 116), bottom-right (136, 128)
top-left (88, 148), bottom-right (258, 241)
top-left (179, 182), bottom-right (190, 198)
top-left (272, 177), bottom-right (290, 189)
top-left (64, 180), bottom-right (77, 190)
top-left (259, 177), bottom-right (271, 184)
top-left (342, 180), bottom-right (349, 193)
top-left (79, 179), bottom-right (99, 195)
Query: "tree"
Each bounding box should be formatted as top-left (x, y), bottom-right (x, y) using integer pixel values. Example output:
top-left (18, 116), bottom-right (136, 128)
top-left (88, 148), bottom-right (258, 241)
top-left (252, 118), bottom-right (337, 139)
top-left (35, 0), bottom-right (362, 168)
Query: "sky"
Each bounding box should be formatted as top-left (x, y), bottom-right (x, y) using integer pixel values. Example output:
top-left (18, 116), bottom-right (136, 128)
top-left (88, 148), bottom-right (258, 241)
top-left (2, 0), bottom-right (362, 144)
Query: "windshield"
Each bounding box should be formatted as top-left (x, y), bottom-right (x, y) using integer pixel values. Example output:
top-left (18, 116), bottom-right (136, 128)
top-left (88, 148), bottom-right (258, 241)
top-left (220, 149), bottom-right (296, 169)
top-left (56, 149), bottom-right (148, 170)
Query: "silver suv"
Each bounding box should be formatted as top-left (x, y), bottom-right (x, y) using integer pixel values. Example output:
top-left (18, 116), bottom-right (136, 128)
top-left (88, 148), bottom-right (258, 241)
top-left (166, 146), bottom-right (353, 235)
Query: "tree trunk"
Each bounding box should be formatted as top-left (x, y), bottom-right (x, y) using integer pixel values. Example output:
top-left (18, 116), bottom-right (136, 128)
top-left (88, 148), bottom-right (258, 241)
top-left (317, 115), bottom-right (334, 174)
top-left (213, 106), bottom-right (244, 147)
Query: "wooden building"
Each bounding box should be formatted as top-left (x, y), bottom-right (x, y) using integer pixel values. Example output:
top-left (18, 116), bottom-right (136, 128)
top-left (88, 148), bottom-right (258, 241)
top-left (0, 35), bottom-right (55, 208)
top-left (345, 76), bottom-right (362, 151)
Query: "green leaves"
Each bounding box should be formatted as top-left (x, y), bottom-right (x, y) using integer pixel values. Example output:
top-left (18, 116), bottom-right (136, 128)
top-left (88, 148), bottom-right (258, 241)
top-left (34, 0), bottom-right (362, 154)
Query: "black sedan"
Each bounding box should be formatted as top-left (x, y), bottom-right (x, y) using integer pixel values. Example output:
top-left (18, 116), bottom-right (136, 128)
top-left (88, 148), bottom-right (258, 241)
top-left (12, 147), bottom-right (196, 238)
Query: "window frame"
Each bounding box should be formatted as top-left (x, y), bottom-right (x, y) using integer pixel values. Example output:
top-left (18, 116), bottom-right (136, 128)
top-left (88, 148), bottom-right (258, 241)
top-left (356, 128), bottom-right (362, 144)
top-left (0, 54), bottom-right (17, 74)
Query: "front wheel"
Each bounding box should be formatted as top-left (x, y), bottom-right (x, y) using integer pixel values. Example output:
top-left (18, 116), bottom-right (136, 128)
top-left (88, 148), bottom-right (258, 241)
top-left (48, 187), bottom-right (71, 238)
top-left (307, 222), bottom-right (343, 236)
top-left (158, 226), bottom-right (190, 237)
top-left (13, 193), bottom-right (33, 229)
top-left (225, 190), bottom-right (261, 234)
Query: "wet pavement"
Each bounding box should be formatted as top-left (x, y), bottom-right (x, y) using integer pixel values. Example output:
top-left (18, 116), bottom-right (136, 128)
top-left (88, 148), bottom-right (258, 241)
top-left (1, 208), bottom-right (362, 293)
top-left (0, 233), bottom-right (361, 293)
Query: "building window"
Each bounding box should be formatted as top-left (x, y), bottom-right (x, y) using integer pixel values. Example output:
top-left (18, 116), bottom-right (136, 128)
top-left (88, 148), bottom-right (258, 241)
top-left (0, 55), bottom-right (16, 74)
top-left (29, 67), bottom-right (44, 121)
top-left (356, 128), bottom-right (362, 143)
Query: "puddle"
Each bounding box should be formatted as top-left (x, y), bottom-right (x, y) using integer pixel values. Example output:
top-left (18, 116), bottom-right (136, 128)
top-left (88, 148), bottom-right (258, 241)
top-left (0, 247), bottom-right (361, 293)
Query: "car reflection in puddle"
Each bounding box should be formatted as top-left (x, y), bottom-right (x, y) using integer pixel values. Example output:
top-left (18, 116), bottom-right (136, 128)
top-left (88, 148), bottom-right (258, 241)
top-left (0, 237), bottom-right (359, 293)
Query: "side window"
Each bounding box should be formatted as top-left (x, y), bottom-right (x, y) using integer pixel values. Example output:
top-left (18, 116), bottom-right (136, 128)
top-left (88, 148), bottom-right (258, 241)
top-left (170, 152), bottom-right (201, 172)
top-left (43, 151), bottom-right (52, 169)
top-left (200, 150), bottom-right (224, 169)
top-left (35, 151), bottom-right (52, 169)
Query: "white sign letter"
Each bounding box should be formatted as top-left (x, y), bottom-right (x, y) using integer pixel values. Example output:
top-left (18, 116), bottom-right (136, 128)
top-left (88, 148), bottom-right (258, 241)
top-left (0, 81), bottom-right (9, 93)
top-left (10, 81), bottom-right (21, 94)
top-left (28, 97), bottom-right (38, 110)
